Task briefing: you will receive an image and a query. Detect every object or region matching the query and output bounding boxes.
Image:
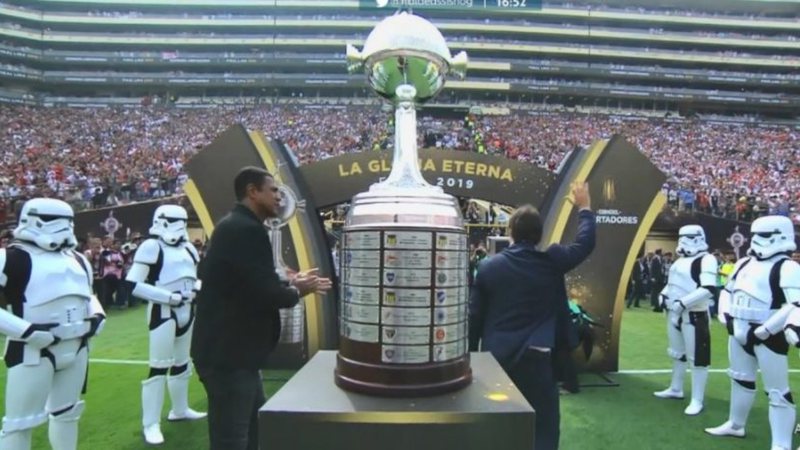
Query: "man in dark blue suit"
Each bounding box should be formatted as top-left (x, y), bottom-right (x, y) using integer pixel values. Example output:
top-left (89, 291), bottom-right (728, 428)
top-left (469, 183), bottom-right (596, 450)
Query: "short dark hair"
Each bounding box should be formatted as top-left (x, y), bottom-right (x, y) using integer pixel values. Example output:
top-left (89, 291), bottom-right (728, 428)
top-left (234, 166), bottom-right (272, 201)
top-left (509, 204), bottom-right (542, 245)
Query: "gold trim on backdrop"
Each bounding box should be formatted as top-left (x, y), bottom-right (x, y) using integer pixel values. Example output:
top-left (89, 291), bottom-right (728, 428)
top-left (546, 140), bottom-right (607, 245)
top-left (250, 131), bottom-right (322, 357)
top-left (611, 192), bottom-right (667, 356)
top-left (184, 178), bottom-right (215, 235)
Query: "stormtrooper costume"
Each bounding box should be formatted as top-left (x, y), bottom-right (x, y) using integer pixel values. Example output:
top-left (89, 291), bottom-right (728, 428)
top-left (653, 225), bottom-right (718, 415)
top-left (0, 198), bottom-right (105, 450)
top-left (705, 215), bottom-right (800, 450)
top-left (125, 205), bottom-right (205, 445)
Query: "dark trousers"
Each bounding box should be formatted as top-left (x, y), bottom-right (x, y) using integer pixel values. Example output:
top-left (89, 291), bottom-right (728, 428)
top-left (650, 283), bottom-right (665, 311)
top-left (196, 366), bottom-right (266, 450)
top-left (626, 282), bottom-right (644, 308)
top-left (101, 275), bottom-right (120, 307)
top-left (507, 349), bottom-right (559, 450)
top-left (554, 347), bottom-right (579, 393)
top-left (710, 288), bottom-right (720, 317)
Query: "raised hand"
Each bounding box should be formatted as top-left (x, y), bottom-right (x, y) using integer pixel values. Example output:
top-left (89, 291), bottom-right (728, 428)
top-left (569, 182), bottom-right (591, 210)
top-left (292, 268), bottom-right (333, 297)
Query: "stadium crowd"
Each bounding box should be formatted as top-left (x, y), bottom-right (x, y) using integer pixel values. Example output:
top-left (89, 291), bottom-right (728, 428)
top-left (0, 104), bottom-right (797, 225)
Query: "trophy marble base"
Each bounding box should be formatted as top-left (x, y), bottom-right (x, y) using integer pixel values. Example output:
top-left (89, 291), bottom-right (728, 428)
top-left (259, 351), bottom-right (535, 450)
top-left (335, 351), bottom-right (472, 397)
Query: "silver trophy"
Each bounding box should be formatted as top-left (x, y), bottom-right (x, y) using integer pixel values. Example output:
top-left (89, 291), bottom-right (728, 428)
top-left (335, 11), bottom-right (472, 396)
top-left (269, 185), bottom-right (306, 345)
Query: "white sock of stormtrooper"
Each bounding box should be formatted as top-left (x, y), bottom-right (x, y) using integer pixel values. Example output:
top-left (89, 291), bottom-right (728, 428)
top-left (0, 429), bottom-right (33, 450)
top-left (729, 379), bottom-right (756, 428)
top-left (48, 402), bottom-right (84, 450)
top-left (49, 420), bottom-right (78, 450)
top-left (142, 375), bottom-right (166, 444)
top-left (768, 389), bottom-right (796, 450)
top-left (690, 367), bottom-right (708, 404)
top-left (167, 370), bottom-right (205, 419)
top-left (669, 359), bottom-right (687, 392)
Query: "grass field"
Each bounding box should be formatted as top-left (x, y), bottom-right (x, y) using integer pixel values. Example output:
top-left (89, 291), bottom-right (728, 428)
top-left (3, 305), bottom-right (799, 449)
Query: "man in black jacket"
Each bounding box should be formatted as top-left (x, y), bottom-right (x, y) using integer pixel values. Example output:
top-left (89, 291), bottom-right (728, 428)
top-left (650, 249), bottom-right (665, 312)
top-left (469, 183), bottom-right (595, 450)
top-left (191, 166), bottom-right (330, 450)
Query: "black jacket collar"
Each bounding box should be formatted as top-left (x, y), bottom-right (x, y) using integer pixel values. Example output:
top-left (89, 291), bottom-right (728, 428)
top-left (233, 203), bottom-right (262, 224)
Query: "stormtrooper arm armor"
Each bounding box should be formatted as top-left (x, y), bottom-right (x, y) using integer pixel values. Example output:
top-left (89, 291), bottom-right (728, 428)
top-left (125, 240), bottom-right (181, 306)
top-left (675, 254), bottom-right (718, 310)
top-left (76, 252), bottom-right (106, 338)
top-left (658, 284), bottom-right (670, 309)
top-left (784, 307), bottom-right (800, 347)
top-left (777, 261), bottom-right (800, 343)
top-left (781, 260), bottom-right (800, 307)
top-left (85, 294), bottom-right (106, 338)
top-left (758, 303), bottom-right (796, 336)
top-left (127, 264), bottom-right (180, 305)
top-left (0, 308), bottom-right (35, 339)
top-left (675, 287), bottom-right (714, 311)
top-left (755, 261), bottom-right (800, 338)
top-left (717, 288), bottom-right (731, 324)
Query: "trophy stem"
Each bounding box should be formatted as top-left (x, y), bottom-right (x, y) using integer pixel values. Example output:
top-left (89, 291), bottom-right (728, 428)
top-left (271, 220), bottom-right (306, 346)
top-left (270, 222), bottom-right (288, 282)
top-left (373, 84), bottom-right (435, 191)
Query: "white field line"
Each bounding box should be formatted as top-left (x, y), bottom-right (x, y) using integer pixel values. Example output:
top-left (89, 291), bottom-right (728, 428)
top-left (620, 369), bottom-right (800, 374)
top-left (87, 358), bottom-right (800, 374)
top-left (89, 358), bottom-right (149, 365)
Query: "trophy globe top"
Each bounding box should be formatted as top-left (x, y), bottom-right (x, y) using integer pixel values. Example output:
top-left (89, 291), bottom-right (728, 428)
top-left (346, 11), bottom-right (467, 105)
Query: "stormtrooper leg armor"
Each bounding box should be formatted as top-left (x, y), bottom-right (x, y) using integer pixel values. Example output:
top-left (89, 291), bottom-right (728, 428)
top-left (758, 343), bottom-right (794, 450)
top-left (682, 311), bottom-right (710, 415)
top-left (654, 315), bottom-right (686, 400)
top-left (166, 303), bottom-right (205, 422)
top-left (706, 335), bottom-right (794, 449)
top-left (705, 336), bottom-right (756, 438)
top-left (142, 304), bottom-right (176, 445)
top-left (143, 302), bottom-right (205, 445)
top-left (0, 359), bottom-right (54, 450)
top-left (47, 346), bottom-right (89, 450)
top-left (1, 346), bottom-right (88, 450)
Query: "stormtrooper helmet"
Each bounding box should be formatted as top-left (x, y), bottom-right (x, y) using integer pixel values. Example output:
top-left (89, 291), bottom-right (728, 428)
top-left (149, 205), bottom-right (188, 246)
top-left (13, 198), bottom-right (77, 251)
top-left (676, 224), bottom-right (708, 257)
top-left (749, 215), bottom-right (796, 260)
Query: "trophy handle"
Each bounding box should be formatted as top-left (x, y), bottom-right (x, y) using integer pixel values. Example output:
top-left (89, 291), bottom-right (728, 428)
top-left (449, 51), bottom-right (469, 80)
top-left (346, 44), bottom-right (364, 74)
top-left (275, 185), bottom-right (299, 224)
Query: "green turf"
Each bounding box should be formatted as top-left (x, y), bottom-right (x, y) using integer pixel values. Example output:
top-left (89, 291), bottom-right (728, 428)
top-left (563, 305), bottom-right (800, 450)
top-left (1, 304), bottom-right (798, 449)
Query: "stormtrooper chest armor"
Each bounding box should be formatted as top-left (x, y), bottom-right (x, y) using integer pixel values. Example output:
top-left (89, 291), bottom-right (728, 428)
top-left (15, 245), bottom-right (92, 333)
top-left (664, 254), bottom-right (702, 303)
top-left (22, 246), bottom-right (91, 309)
top-left (730, 258), bottom-right (782, 323)
top-left (154, 241), bottom-right (197, 292)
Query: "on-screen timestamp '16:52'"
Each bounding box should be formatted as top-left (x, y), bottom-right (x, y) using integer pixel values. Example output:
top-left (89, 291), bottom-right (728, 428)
top-left (494, 0), bottom-right (528, 8)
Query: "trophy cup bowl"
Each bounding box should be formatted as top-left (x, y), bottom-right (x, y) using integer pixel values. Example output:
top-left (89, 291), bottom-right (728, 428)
top-left (336, 11), bottom-right (472, 397)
